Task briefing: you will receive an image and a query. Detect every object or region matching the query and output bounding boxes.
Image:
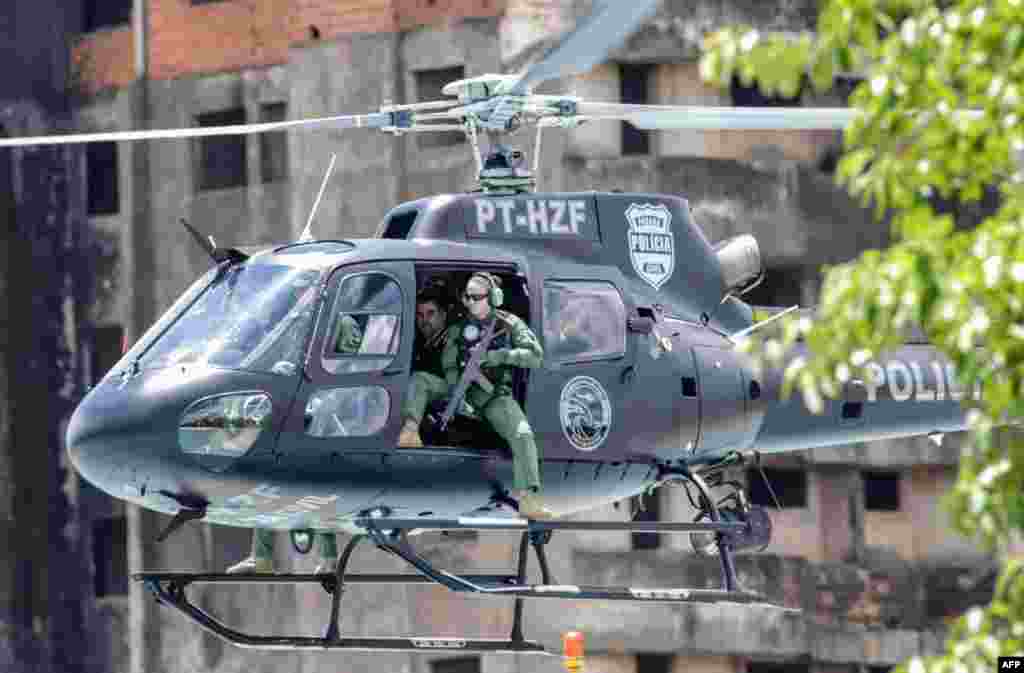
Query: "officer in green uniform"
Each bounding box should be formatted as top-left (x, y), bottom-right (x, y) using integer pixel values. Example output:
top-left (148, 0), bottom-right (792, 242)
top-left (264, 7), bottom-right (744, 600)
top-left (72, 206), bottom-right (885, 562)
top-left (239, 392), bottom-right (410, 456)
top-left (400, 273), bottom-right (553, 519)
top-left (225, 315), bottom-right (364, 574)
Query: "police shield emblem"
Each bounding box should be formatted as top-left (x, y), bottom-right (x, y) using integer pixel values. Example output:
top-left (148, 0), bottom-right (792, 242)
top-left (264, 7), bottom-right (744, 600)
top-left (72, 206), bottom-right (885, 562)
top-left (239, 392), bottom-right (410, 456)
top-left (625, 203), bottom-right (674, 290)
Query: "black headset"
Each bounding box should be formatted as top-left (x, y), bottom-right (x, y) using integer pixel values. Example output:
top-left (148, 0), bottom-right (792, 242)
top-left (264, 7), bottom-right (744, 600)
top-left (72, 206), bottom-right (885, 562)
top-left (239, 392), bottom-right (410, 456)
top-left (468, 272), bottom-right (504, 308)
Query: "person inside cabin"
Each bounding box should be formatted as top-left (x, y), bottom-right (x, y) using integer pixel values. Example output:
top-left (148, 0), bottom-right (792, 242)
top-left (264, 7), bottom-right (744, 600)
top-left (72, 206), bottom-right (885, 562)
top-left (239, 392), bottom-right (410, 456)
top-left (399, 273), bottom-right (553, 519)
top-left (398, 284), bottom-right (456, 446)
top-left (412, 283), bottom-right (452, 380)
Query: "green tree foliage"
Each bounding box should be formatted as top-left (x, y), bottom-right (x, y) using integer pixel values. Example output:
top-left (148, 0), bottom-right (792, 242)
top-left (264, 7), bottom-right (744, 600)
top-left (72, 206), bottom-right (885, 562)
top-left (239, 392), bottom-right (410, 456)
top-left (701, 0), bottom-right (1024, 665)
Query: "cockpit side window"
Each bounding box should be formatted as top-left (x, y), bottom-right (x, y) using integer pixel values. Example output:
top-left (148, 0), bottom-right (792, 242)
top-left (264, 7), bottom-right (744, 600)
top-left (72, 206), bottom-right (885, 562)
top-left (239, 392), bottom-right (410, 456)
top-left (322, 272), bottom-right (403, 374)
top-left (543, 280), bottom-right (626, 364)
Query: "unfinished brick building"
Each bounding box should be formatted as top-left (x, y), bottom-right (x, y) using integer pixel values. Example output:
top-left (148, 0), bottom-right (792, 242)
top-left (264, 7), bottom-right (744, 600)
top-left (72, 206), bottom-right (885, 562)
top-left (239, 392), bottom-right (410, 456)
top-left (3, 1), bottom-right (995, 672)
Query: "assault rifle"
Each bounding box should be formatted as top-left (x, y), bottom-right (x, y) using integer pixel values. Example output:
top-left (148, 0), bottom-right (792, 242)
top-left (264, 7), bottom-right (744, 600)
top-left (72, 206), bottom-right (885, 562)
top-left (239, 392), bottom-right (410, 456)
top-left (439, 317), bottom-right (507, 432)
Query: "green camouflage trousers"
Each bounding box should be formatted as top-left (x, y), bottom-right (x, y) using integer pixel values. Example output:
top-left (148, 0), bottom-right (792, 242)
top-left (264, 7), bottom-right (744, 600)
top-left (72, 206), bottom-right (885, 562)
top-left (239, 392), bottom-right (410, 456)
top-left (402, 371), bottom-right (541, 491)
top-left (251, 528), bottom-right (338, 560)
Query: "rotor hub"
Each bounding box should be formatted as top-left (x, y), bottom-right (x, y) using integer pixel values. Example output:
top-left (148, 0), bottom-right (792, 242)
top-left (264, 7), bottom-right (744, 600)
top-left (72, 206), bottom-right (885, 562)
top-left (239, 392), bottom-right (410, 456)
top-left (478, 144), bottom-right (535, 194)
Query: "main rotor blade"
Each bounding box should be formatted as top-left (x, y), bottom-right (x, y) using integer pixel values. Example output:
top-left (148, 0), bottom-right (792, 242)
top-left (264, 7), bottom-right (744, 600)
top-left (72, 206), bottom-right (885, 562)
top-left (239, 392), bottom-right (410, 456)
top-left (577, 103), bottom-right (858, 130)
top-left (507, 0), bottom-right (662, 96)
top-left (0, 112), bottom-right (396, 147)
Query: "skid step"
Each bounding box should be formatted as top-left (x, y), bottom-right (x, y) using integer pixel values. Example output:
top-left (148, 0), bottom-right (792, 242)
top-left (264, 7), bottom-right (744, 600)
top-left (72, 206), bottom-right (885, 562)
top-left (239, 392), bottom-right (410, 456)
top-left (231, 637), bottom-right (546, 653)
top-left (133, 572), bottom-right (519, 586)
top-left (134, 573), bottom-right (785, 607)
top-left (472, 583), bottom-right (781, 605)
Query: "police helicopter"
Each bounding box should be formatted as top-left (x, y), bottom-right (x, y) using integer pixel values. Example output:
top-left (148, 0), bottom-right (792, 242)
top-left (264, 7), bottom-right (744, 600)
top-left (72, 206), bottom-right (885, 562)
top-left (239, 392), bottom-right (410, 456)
top-left (2, 0), bottom-right (976, 655)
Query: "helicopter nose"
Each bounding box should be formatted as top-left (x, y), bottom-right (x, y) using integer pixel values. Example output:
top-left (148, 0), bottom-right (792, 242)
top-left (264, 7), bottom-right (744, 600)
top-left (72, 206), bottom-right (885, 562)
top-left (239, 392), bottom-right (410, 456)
top-left (65, 380), bottom-right (174, 496)
top-left (65, 390), bottom-right (133, 491)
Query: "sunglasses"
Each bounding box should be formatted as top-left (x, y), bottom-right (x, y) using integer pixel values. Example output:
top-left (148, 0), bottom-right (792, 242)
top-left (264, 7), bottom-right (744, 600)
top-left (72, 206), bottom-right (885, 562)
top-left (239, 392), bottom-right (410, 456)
top-left (463, 292), bottom-right (488, 302)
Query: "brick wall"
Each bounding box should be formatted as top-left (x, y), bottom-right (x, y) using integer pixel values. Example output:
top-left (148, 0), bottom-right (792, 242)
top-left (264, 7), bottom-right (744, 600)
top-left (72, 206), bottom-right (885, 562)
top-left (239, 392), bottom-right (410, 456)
top-left (73, 0), bottom-right (504, 92)
top-left (72, 27), bottom-right (135, 94)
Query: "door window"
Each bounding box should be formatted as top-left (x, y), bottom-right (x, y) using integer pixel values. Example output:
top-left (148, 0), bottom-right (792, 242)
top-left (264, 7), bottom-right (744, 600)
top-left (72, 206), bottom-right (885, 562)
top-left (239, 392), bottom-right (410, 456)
top-left (543, 280), bottom-right (626, 364)
top-left (323, 272), bottom-right (403, 374)
top-left (305, 386), bottom-right (391, 437)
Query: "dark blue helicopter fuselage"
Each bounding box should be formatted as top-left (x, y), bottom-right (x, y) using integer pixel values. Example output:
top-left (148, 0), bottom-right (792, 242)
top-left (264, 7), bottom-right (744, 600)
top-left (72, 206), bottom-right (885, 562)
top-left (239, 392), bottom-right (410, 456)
top-left (66, 192), bottom-right (971, 533)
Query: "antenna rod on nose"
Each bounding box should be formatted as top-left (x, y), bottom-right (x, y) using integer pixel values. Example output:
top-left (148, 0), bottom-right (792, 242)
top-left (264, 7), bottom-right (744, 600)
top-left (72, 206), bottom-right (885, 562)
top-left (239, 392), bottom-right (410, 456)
top-left (299, 153), bottom-right (337, 242)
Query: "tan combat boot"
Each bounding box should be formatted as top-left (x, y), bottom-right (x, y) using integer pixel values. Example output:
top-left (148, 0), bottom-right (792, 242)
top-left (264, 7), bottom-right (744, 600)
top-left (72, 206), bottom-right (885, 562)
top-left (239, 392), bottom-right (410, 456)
top-left (398, 418), bottom-right (423, 448)
top-left (225, 556), bottom-right (274, 574)
top-left (516, 490), bottom-right (555, 520)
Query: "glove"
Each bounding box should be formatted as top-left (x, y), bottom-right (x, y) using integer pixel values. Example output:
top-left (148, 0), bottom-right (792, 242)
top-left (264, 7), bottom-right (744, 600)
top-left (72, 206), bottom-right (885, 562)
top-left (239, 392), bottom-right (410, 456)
top-left (484, 349), bottom-right (507, 366)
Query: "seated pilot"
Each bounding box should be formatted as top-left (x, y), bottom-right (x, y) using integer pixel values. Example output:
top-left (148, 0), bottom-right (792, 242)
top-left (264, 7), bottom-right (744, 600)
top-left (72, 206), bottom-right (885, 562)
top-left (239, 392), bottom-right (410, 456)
top-left (334, 313), bottom-right (363, 354)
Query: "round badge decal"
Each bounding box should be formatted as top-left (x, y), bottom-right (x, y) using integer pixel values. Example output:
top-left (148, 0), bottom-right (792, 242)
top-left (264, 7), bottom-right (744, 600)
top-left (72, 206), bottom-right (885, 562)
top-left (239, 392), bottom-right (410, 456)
top-left (559, 376), bottom-right (612, 451)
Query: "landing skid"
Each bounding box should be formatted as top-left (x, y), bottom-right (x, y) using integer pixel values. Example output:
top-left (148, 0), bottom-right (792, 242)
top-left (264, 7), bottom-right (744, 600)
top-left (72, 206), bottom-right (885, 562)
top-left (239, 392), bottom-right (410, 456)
top-left (133, 470), bottom-right (789, 653)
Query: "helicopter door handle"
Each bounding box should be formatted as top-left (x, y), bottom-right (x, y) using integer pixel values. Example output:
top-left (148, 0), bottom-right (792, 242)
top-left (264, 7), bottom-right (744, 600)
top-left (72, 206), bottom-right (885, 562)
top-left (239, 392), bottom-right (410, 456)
top-left (381, 367), bottom-right (406, 376)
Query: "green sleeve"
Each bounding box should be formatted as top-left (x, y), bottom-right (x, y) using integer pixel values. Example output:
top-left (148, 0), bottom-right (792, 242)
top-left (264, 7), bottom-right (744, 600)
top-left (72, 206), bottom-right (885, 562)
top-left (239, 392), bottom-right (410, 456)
top-left (503, 315), bottom-right (543, 369)
top-left (442, 325), bottom-right (460, 386)
top-left (335, 315), bottom-right (363, 354)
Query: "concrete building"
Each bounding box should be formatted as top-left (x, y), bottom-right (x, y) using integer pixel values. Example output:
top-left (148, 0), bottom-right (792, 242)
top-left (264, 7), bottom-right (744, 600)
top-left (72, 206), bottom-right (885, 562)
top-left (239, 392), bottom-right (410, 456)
top-left (20, 1), bottom-right (994, 672)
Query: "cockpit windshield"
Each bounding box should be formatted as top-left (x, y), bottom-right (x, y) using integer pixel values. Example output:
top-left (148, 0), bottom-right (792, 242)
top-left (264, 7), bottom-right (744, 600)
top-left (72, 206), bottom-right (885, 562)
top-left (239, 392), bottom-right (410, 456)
top-left (137, 263), bottom-right (323, 376)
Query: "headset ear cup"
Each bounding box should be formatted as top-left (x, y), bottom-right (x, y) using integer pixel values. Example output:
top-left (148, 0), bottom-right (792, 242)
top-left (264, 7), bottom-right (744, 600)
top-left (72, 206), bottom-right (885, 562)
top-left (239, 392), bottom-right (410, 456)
top-left (491, 286), bottom-right (504, 308)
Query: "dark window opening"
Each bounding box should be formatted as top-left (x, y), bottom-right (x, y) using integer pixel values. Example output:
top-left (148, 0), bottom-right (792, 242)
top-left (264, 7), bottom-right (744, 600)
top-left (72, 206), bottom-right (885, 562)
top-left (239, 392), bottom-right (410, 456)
top-left (430, 657), bottom-right (481, 673)
top-left (620, 63), bottom-right (651, 155)
top-left (864, 471), bottom-right (901, 511)
top-left (83, 0), bottom-right (132, 32)
top-left (747, 662), bottom-right (810, 673)
top-left (730, 76), bottom-right (801, 107)
top-left (631, 491), bottom-right (660, 550)
top-left (681, 376), bottom-right (697, 397)
top-left (260, 102), bottom-right (288, 183)
top-left (380, 210), bottom-right (418, 239)
top-left (195, 108), bottom-right (247, 191)
top-left (818, 145), bottom-right (841, 174)
top-left (93, 516), bottom-right (128, 597)
top-left (749, 380), bottom-right (761, 400)
top-left (90, 325), bottom-right (124, 384)
top-left (748, 467), bottom-right (807, 508)
top-left (743, 267), bottom-right (805, 308)
top-left (841, 401), bottom-right (863, 419)
top-left (87, 141), bottom-right (119, 215)
top-left (415, 66), bottom-right (466, 149)
top-left (637, 654), bottom-right (673, 673)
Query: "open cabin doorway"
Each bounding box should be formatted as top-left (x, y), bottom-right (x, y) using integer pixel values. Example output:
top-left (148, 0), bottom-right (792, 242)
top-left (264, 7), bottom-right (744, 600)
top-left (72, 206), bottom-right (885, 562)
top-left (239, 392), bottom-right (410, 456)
top-left (411, 265), bottom-right (532, 453)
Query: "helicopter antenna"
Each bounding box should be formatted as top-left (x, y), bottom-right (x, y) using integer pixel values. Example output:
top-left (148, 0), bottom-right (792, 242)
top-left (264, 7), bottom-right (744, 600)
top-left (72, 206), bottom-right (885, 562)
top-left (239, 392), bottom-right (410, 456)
top-left (299, 153), bottom-right (337, 242)
top-left (180, 218), bottom-right (217, 263)
top-left (729, 305), bottom-right (800, 343)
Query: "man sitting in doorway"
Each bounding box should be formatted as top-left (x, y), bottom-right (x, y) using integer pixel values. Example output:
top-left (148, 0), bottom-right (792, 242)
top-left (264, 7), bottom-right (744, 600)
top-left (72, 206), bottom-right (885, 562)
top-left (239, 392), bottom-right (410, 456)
top-left (399, 273), bottom-right (553, 519)
top-left (398, 285), bottom-right (455, 447)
